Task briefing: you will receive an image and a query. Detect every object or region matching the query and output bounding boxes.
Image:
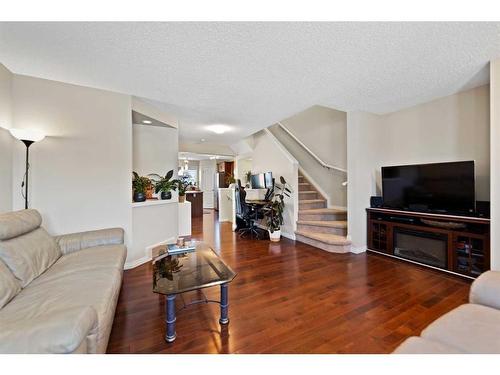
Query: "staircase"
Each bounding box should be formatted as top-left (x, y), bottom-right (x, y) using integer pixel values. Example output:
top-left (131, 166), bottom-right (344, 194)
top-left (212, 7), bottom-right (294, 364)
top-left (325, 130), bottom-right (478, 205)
top-left (295, 172), bottom-right (351, 253)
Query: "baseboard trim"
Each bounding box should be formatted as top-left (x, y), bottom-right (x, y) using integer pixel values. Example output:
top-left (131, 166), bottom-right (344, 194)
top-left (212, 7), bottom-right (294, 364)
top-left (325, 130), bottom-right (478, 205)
top-left (254, 223), bottom-right (296, 241)
top-left (124, 256), bottom-right (150, 270)
top-left (125, 236), bottom-right (176, 270)
top-left (350, 246), bottom-right (366, 254)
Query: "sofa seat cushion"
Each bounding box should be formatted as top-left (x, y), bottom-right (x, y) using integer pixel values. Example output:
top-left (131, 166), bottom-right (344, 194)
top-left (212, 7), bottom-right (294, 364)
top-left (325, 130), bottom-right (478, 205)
top-left (393, 336), bottom-right (465, 354)
top-left (0, 306), bottom-right (97, 354)
top-left (0, 259), bottom-right (21, 309)
top-left (0, 247), bottom-right (124, 353)
top-left (0, 227), bottom-right (61, 287)
top-left (421, 304), bottom-right (500, 354)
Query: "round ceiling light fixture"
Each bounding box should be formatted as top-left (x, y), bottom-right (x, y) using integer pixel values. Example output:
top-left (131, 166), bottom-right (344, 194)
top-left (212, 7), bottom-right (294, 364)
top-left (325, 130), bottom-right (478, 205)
top-left (207, 124), bottom-right (230, 134)
top-left (142, 120), bottom-right (152, 124)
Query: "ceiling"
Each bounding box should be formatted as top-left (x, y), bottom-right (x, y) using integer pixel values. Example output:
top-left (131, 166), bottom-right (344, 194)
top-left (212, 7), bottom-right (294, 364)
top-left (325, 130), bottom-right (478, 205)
top-left (1, 22), bottom-right (499, 145)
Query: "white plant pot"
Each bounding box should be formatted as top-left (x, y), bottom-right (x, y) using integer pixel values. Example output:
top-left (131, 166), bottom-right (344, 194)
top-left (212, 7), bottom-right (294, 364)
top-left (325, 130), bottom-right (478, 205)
top-left (268, 229), bottom-right (281, 242)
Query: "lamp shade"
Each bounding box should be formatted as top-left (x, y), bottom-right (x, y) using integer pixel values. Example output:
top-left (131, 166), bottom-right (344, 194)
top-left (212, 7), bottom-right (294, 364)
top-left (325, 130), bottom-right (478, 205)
top-left (9, 128), bottom-right (45, 142)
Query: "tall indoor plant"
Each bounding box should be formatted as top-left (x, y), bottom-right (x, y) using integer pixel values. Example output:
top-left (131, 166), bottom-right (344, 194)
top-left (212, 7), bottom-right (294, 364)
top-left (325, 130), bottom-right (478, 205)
top-left (263, 176), bottom-right (292, 242)
top-left (149, 170), bottom-right (179, 200)
top-left (132, 172), bottom-right (151, 202)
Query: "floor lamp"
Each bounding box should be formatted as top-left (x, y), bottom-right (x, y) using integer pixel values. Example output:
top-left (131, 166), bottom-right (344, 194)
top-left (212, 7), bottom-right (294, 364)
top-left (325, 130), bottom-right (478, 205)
top-left (9, 128), bottom-right (46, 209)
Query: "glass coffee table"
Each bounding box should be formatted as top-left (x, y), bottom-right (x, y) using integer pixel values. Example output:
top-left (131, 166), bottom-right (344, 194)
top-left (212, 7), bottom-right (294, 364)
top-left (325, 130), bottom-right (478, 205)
top-left (152, 241), bottom-right (237, 343)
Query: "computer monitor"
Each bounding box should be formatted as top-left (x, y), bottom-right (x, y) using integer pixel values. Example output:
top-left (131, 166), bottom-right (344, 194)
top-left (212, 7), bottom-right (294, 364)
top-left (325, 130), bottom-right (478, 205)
top-left (264, 172), bottom-right (273, 188)
top-left (250, 174), bottom-right (265, 189)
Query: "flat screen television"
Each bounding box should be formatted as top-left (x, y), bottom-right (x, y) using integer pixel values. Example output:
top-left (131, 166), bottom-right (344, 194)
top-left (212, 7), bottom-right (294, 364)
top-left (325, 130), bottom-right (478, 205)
top-left (381, 161), bottom-right (475, 215)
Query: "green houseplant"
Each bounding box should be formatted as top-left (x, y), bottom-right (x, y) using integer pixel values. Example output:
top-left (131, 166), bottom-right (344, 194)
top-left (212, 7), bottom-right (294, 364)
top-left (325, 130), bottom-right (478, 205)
top-left (245, 170), bottom-right (252, 187)
top-left (132, 172), bottom-right (151, 202)
top-left (263, 176), bottom-right (292, 242)
top-left (226, 173), bottom-right (236, 186)
top-left (149, 170), bottom-right (179, 200)
top-left (177, 174), bottom-right (190, 203)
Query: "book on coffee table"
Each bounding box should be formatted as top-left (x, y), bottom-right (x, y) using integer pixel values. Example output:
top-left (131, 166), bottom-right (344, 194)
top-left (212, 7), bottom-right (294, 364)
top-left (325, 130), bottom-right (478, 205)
top-left (152, 242), bottom-right (196, 263)
top-left (167, 243), bottom-right (196, 255)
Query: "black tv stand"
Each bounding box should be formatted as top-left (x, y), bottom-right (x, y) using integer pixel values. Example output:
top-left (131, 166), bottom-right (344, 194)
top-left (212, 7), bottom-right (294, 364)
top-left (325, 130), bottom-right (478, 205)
top-left (367, 207), bottom-right (490, 279)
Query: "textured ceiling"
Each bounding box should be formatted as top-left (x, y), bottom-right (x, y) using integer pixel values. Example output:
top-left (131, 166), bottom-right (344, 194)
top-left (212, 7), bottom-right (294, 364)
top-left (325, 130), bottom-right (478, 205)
top-left (1, 22), bottom-right (499, 145)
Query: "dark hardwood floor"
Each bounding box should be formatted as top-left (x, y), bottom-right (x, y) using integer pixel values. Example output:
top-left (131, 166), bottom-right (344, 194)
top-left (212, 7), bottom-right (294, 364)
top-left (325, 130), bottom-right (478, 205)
top-left (107, 210), bottom-right (470, 354)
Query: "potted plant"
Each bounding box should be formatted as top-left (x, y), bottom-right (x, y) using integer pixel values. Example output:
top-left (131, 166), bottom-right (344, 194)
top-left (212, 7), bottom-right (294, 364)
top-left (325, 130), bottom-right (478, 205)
top-left (132, 172), bottom-right (151, 202)
top-left (226, 173), bottom-right (236, 186)
top-left (245, 170), bottom-right (252, 187)
top-left (149, 170), bottom-right (179, 200)
top-left (177, 174), bottom-right (190, 203)
top-left (263, 176), bottom-right (292, 242)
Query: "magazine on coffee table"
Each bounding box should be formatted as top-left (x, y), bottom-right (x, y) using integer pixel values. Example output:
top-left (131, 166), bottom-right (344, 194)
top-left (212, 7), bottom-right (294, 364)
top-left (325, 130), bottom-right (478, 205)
top-left (167, 243), bottom-right (196, 255)
top-left (151, 242), bottom-right (197, 263)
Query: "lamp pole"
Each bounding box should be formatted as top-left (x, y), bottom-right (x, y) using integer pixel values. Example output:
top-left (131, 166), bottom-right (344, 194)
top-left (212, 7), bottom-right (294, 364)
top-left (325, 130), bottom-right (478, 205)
top-left (9, 129), bottom-right (45, 210)
top-left (21, 140), bottom-right (34, 209)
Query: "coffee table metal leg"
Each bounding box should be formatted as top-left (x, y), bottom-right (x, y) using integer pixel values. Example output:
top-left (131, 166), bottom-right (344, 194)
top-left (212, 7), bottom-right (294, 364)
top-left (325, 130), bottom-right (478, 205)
top-left (219, 283), bottom-right (229, 325)
top-left (165, 294), bottom-right (177, 342)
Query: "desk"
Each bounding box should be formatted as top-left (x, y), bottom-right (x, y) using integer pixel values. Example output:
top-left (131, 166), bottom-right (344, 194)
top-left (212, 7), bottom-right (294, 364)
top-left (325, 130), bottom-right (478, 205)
top-left (245, 189), bottom-right (267, 201)
top-left (246, 200), bottom-right (269, 206)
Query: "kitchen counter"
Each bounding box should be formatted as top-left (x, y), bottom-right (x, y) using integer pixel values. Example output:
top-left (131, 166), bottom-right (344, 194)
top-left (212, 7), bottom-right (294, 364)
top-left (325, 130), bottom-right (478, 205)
top-left (184, 191), bottom-right (203, 217)
top-left (132, 199), bottom-right (178, 208)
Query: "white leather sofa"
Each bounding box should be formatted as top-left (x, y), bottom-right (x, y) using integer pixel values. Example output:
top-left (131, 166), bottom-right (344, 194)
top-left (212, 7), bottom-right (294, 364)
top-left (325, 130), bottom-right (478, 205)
top-left (0, 209), bottom-right (126, 354)
top-left (394, 271), bottom-right (500, 354)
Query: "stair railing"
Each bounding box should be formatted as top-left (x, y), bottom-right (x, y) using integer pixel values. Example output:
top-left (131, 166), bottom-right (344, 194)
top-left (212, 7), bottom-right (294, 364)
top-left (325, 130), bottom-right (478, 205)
top-left (277, 121), bottom-right (348, 185)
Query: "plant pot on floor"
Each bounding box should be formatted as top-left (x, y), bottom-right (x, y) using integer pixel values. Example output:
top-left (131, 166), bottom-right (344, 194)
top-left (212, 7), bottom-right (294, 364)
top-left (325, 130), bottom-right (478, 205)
top-left (133, 192), bottom-right (146, 202)
top-left (268, 229), bottom-right (281, 242)
top-left (179, 195), bottom-right (186, 203)
top-left (160, 191), bottom-right (172, 200)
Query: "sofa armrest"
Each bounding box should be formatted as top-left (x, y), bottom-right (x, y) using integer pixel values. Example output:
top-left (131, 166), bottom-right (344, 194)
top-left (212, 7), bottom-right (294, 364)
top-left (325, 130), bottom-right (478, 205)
top-left (55, 228), bottom-right (124, 255)
top-left (470, 271), bottom-right (500, 310)
top-left (0, 306), bottom-right (97, 354)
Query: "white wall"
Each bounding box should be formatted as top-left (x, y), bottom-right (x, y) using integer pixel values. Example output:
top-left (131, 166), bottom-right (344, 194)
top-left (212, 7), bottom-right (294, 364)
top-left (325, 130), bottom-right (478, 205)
top-left (347, 111), bottom-right (382, 251)
top-left (251, 130), bottom-right (298, 239)
top-left (230, 137), bottom-right (254, 155)
top-left (133, 123), bottom-right (178, 177)
top-left (0, 64), bottom-right (13, 213)
top-left (347, 85), bottom-right (491, 251)
top-left (268, 106), bottom-right (347, 208)
top-left (282, 105), bottom-right (347, 169)
top-left (131, 122), bottom-right (180, 265)
top-left (131, 203), bottom-right (178, 268)
top-left (10, 74), bottom-right (134, 251)
top-left (235, 157), bottom-right (252, 186)
top-left (491, 61), bottom-right (500, 270)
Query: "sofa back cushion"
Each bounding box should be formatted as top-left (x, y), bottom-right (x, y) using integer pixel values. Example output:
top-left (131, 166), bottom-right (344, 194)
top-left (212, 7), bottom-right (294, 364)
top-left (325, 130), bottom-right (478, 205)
top-left (0, 210), bottom-right (61, 288)
top-left (0, 209), bottom-right (43, 240)
top-left (0, 259), bottom-right (21, 309)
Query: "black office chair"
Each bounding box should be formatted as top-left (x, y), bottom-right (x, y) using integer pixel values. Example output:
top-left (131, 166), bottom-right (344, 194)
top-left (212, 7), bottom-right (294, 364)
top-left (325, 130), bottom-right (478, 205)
top-left (235, 186), bottom-right (262, 239)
